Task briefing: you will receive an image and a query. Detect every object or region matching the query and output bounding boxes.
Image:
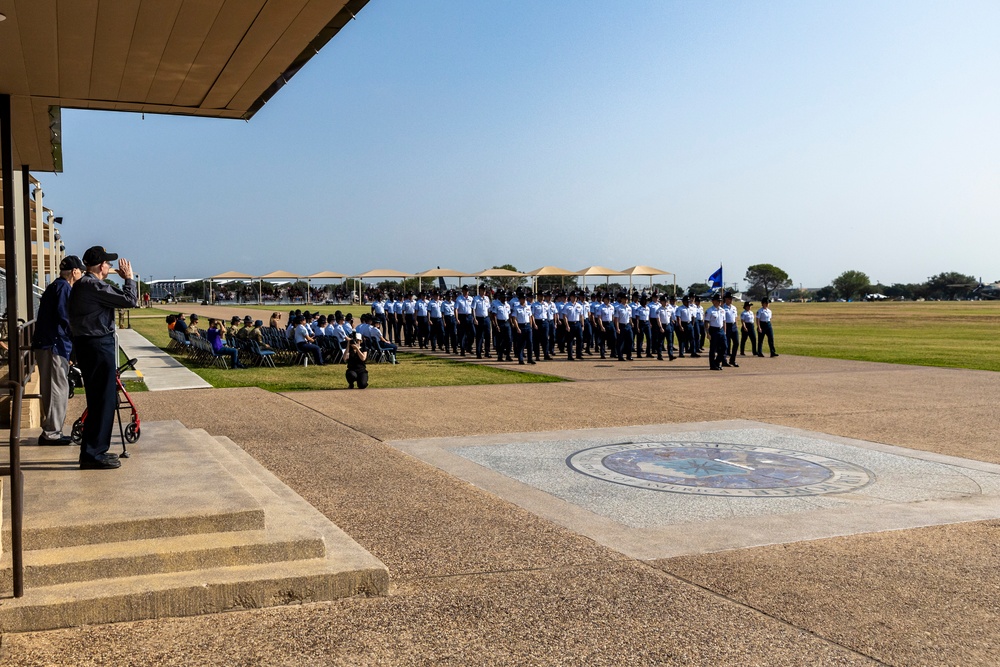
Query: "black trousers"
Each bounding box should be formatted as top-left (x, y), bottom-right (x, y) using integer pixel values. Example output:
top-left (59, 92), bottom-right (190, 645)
top-left (403, 314), bottom-right (416, 346)
top-left (429, 317), bottom-right (443, 350)
top-left (75, 333), bottom-right (118, 461)
top-left (727, 323), bottom-right (739, 361)
top-left (346, 368), bottom-right (368, 389)
top-left (709, 327), bottom-right (727, 369)
top-left (417, 317), bottom-right (430, 348)
top-left (393, 316), bottom-right (403, 345)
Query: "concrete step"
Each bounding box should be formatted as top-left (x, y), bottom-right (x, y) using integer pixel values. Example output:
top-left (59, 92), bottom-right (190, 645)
top-left (0, 552), bottom-right (387, 633)
top-left (0, 420), bottom-right (389, 632)
top-left (0, 524), bottom-right (326, 589)
top-left (3, 420), bottom-right (264, 551)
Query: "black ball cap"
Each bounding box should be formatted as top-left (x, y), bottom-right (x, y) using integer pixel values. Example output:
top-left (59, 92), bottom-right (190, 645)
top-left (82, 245), bottom-right (118, 267)
top-left (59, 255), bottom-right (85, 271)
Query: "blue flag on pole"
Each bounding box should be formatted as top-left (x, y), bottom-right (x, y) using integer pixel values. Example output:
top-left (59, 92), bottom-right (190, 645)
top-left (707, 265), bottom-right (723, 290)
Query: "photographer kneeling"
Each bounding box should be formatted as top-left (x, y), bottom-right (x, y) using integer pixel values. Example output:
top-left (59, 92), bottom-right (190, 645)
top-left (345, 333), bottom-right (368, 389)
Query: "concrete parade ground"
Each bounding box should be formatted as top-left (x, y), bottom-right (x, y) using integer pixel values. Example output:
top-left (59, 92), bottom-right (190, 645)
top-left (3, 343), bottom-right (999, 665)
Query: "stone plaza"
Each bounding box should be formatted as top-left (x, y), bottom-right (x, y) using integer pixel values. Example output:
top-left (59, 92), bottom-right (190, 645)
top-left (4, 344), bottom-right (997, 665)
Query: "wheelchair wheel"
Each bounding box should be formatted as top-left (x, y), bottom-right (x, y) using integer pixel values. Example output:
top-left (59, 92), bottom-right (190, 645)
top-left (71, 419), bottom-right (84, 444)
top-left (124, 422), bottom-right (140, 444)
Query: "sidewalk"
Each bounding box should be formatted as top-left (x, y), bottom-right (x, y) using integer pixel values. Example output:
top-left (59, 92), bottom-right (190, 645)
top-left (116, 328), bottom-right (211, 391)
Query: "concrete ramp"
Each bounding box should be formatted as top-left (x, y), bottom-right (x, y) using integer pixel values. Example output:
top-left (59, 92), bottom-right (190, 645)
top-left (0, 421), bottom-right (388, 632)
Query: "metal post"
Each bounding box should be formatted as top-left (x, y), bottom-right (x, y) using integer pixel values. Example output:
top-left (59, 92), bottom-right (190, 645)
top-left (1, 95), bottom-right (25, 598)
top-left (2, 95), bottom-right (20, 382)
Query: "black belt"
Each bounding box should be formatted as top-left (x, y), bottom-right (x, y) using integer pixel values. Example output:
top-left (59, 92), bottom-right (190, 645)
top-left (709, 326), bottom-right (722, 331)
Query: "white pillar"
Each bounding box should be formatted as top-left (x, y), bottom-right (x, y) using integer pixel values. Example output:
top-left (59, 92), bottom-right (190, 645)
top-left (11, 170), bottom-right (30, 320)
top-left (33, 185), bottom-right (44, 286)
top-left (46, 212), bottom-right (57, 285)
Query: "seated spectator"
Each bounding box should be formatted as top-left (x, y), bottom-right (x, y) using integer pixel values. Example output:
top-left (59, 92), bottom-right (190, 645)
top-left (174, 313), bottom-right (191, 341)
top-left (293, 315), bottom-right (324, 365)
top-left (226, 316), bottom-right (241, 339)
top-left (188, 314), bottom-right (202, 338)
top-left (206, 319), bottom-right (246, 369)
top-left (237, 316), bottom-right (253, 339)
top-left (343, 314), bottom-right (355, 337)
top-left (270, 312), bottom-right (282, 328)
top-left (365, 314), bottom-right (397, 353)
top-left (250, 320), bottom-right (272, 349)
top-left (312, 315), bottom-right (328, 337)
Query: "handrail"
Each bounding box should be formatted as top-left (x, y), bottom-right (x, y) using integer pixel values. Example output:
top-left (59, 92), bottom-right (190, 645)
top-left (6, 378), bottom-right (24, 598)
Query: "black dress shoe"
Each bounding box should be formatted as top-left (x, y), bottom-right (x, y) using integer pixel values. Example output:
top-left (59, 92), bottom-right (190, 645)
top-left (721, 362), bottom-right (731, 367)
top-left (38, 434), bottom-right (73, 446)
top-left (771, 353), bottom-right (779, 357)
top-left (669, 356), bottom-right (676, 361)
top-left (80, 454), bottom-right (121, 470)
top-left (690, 354), bottom-right (701, 358)
top-left (657, 355), bottom-right (663, 361)
top-left (730, 362), bottom-right (739, 368)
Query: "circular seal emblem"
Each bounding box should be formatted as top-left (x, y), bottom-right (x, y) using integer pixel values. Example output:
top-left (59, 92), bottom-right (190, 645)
top-left (567, 442), bottom-right (873, 497)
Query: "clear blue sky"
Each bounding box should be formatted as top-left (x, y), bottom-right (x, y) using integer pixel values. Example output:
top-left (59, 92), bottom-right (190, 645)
top-left (42, 0), bottom-right (999, 289)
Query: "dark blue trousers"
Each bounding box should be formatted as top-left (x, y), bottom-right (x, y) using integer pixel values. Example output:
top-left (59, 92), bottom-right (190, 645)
top-left (75, 333), bottom-right (118, 461)
top-left (514, 324), bottom-right (533, 362)
top-left (635, 320), bottom-right (651, 356)
top-left (458, 314), bottom-right (475, 353)
top-left (566, 321), bottom-right (583, 359)
top-left (617, 324), bottom-right (633, 360)
top-left (759, 322), bottom-right (776, 355)
top-left (534, 320), bottom-right (550, 359)
top-left (475, 316), bottom-right (491, 356)
top-left (495, 320), bottom-right (512, 359)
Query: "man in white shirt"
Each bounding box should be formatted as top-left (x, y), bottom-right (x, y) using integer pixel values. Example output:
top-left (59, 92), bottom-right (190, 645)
top-left (704, 293), bottom-right (728, 371)
top-left (740, 301), bottom-right (757, 357)
top-left (723, 292), bottom-right (740, 367)
top-left (757, 297), bottom-right (778, 357)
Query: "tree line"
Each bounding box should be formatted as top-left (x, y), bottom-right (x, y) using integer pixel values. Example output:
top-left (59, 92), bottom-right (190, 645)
top-left (738, 264), bottom-right (984, 302)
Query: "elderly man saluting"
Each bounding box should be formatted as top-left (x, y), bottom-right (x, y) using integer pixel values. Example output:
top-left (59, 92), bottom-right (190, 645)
top-left (69, 246), bottom-right (138, 470)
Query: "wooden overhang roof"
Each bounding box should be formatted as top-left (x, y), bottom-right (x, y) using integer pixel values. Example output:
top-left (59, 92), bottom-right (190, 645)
top-left (0, 0), bottom-right (369, 172)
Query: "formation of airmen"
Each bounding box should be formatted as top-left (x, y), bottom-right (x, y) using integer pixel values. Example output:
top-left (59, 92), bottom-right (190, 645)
top-left (368, 285), bottom-right (778, 368)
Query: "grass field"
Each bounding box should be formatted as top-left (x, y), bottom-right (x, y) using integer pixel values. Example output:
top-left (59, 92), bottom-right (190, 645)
top-left (772, 301), bottom-right (1000, 372)
top-left (129, 310), bottom-right (564, 391)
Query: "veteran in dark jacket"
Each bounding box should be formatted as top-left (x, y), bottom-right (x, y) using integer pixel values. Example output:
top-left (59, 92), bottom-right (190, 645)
top-left (31, 255), bottom-right (85, 445)
top-left (68, 246), bottom-right (138, 469)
